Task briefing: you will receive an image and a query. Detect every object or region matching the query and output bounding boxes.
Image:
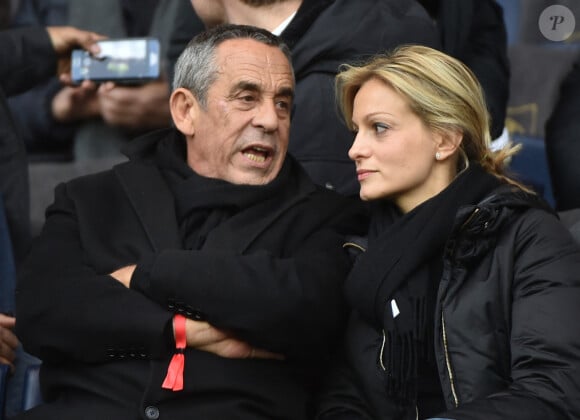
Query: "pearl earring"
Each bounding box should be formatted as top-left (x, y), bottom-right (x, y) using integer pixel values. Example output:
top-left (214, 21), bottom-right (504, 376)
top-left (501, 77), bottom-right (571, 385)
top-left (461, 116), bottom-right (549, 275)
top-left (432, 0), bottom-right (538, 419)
top-left (435, 152), bottom-right (441, 160)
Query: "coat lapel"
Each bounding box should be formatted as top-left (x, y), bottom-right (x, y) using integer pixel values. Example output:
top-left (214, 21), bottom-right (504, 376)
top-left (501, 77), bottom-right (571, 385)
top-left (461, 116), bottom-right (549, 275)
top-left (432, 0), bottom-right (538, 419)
top-left (114, 161), bottom-right (181, 251)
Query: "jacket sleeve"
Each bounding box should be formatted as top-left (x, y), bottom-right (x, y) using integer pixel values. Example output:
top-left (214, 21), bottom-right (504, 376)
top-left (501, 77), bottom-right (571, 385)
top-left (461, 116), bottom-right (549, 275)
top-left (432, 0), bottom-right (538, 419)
top-left (0, 26), bottom-right (58, 96)
top-left (15, 182), bottom-right (174, 364)
top-left (7, 79), bottom-right (78, 151)
top-left (5, 1), bottom-right (82, 149)
top-left (130, 218), bottom-right (355, 361)
top-left (438, 210), bottom-right (580, 419)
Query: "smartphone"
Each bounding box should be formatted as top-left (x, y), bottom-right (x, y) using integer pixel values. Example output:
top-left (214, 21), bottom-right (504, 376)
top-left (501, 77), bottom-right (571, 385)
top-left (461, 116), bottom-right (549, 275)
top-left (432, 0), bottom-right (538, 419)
top-left (71, 37), bottom-right (161, 85)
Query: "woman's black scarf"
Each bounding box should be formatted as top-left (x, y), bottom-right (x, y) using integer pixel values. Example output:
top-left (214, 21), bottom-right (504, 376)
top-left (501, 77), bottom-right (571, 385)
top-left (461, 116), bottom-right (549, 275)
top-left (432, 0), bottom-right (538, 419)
top-left (344, 164), bottom-right (502, 402)
top-left (153, 131), bottom-right (297, 250)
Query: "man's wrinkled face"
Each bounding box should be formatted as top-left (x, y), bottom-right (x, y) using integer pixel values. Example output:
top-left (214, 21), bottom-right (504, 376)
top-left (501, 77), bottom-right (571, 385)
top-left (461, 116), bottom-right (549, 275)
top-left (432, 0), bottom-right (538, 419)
top-left (186, 38), bottom-right (294, 185)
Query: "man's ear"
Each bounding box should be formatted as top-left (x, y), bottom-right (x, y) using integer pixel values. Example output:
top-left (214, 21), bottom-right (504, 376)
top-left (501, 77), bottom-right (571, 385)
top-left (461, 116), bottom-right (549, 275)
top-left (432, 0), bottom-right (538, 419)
top-left (435, 129), bottom-right (463, 160)
top-left (170, 88), bottom-right (198, 136)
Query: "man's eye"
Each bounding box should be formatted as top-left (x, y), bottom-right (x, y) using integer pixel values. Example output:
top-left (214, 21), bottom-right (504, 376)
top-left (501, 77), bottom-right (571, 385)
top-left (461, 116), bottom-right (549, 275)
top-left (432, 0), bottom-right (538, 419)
top-left (240, 95), bottom-right (256, 102)
top-left (276, 100), bottom-right (290, 111)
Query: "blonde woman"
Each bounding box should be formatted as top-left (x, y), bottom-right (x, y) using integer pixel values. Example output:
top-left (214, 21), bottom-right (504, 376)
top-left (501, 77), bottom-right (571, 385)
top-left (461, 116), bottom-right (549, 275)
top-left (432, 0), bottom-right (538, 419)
top-left (316, 45), bottom-right (580, 420)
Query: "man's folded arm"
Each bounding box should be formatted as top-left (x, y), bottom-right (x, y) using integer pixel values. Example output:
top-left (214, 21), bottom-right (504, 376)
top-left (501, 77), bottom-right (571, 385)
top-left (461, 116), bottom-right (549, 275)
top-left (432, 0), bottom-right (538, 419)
top-left (130, 227), bottom-right (352, 360)
top-left (15, 183), bottom-right (174, 364)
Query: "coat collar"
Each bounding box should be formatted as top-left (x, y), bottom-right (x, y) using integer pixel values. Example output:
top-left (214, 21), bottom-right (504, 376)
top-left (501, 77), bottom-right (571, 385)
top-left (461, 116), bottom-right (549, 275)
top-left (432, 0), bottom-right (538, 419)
top-left (114, 161), bottom-right (181, 252)
top-left (113, 155), bottom-right (317, 254)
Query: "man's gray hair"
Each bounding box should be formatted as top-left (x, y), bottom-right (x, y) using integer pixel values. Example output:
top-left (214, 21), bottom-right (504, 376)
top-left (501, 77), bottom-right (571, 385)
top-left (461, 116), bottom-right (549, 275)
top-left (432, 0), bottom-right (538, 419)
top-left (173, 24), bottom-right (293, 109)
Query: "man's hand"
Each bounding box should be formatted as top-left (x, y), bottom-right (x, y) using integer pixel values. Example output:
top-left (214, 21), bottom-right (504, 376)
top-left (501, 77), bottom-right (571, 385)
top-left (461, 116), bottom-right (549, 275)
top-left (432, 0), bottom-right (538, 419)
top-left (45, 26), bottom-right (104, 82)
top-left (46, 26), bottom-right (102, 56)
top-left (184, 318), bottom-right (284, 360)
top-left (97, 80), bottom-right (172, 130)
top-left (0, 313), bottom-right (19, 372)
top-left (53, 79), bottom-right (171, 127)
top-left (109, 265), bottom-right (136, 288)
top-left (51, 82), bottom-right (100, 122)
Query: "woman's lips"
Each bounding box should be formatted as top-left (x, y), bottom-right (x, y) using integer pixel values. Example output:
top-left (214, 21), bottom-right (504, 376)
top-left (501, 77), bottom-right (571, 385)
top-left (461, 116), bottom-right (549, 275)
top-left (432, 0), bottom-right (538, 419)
top-left (356, 169), bottom-right (375, 181)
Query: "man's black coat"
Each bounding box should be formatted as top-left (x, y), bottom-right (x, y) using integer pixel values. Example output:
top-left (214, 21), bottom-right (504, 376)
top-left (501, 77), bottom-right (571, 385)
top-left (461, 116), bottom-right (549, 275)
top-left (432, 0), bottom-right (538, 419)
top-left (15, 129), bottom-right (368, 419)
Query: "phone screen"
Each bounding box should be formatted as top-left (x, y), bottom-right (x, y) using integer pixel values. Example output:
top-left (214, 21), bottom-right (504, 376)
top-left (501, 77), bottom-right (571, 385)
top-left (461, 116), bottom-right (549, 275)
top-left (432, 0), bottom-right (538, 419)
top-left (71, 38), bottom-right (160, 84)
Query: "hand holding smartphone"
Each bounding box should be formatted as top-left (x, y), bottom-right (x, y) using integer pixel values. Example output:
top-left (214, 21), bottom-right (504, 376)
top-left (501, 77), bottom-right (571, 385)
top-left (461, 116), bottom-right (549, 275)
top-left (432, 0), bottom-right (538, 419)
top-left (70, 37), bottom-right (160, 85)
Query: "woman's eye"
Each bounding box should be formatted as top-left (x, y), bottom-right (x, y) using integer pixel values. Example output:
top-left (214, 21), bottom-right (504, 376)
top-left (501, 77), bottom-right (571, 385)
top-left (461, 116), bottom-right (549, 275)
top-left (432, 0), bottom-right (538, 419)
top-left (374, 123), bottom-right (389, 133)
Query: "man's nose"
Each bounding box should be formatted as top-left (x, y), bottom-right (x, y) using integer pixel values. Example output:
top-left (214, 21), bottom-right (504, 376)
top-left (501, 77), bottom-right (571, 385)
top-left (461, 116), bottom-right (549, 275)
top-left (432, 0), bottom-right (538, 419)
top-left (253, 101), bottom-right (279, 133)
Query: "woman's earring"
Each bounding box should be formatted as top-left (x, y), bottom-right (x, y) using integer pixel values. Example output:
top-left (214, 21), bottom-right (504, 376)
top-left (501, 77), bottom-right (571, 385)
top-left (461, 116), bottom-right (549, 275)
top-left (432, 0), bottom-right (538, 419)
top-left (435, 152), bottom-right (441, 160)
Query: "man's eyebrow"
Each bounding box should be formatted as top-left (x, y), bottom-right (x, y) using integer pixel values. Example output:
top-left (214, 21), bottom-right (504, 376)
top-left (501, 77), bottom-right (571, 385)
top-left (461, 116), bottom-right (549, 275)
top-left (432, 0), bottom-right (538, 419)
top-left (231, 81), bottom-right (260, 95)
top-left (276, 86), bottom-right (294, 99)
top-left (230, 81), bottom-right (294, 99)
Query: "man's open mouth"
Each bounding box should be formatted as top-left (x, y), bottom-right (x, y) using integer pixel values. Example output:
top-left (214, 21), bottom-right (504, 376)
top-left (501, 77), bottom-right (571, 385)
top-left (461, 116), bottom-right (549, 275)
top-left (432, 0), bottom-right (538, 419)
top-left (242, 146), bottom-right (273, 163)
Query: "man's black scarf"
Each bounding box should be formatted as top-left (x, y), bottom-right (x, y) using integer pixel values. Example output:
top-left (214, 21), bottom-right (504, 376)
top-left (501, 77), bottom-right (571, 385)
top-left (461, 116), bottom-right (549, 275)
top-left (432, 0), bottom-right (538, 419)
top-left (344, 164), bottom-right (501, 402)
top-left (153, 131), bottom-right (302, 250)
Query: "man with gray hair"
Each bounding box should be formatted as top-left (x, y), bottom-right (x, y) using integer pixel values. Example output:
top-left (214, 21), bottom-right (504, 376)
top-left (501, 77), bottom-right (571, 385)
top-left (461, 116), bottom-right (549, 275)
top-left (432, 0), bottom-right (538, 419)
top-left (14, 24), bottom-right (367, 419)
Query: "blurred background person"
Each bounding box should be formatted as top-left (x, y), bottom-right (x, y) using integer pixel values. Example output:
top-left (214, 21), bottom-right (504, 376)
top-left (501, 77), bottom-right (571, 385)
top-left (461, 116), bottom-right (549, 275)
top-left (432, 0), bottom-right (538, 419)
top-left (9, 0), bottom-right (203, 161)
top-left (417, 0), bottom-right (510, 142)
top-left (545, 51), bottom-right (580, 211)
top-left (7, 0), bottom-right (204, 236)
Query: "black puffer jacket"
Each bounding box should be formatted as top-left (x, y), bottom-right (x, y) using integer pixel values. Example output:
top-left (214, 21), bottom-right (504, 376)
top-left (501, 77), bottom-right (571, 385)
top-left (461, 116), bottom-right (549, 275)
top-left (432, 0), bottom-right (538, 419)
top-left (318, 186), bottom-right (580, 419)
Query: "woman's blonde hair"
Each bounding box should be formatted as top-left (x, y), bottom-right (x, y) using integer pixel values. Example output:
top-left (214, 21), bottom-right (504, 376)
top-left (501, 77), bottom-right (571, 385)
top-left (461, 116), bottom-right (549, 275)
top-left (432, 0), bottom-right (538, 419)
top-left (336, 44), bottom-right (526, 188)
